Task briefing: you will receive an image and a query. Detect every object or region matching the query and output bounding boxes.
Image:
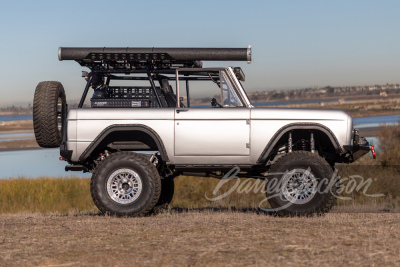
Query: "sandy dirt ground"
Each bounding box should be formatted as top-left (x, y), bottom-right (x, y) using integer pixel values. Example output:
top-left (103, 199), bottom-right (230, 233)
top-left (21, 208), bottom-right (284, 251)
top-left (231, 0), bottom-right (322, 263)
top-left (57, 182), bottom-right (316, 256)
top-left (0, 210), bottom-right (399, 266)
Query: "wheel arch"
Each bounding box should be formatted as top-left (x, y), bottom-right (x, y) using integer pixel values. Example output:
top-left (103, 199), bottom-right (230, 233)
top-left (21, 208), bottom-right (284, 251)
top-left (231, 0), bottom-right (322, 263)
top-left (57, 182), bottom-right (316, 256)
top-left (79, 124), bottom-right (169, 162)
top-left (257, 123), bottom-right (342, 164)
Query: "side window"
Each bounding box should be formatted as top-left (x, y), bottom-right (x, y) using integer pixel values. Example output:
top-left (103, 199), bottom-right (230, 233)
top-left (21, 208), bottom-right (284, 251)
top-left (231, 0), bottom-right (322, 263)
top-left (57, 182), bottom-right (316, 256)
top-left (220, 71), bottom-right (243, 107)
top-left (175, 71), bottom-right (223, 108)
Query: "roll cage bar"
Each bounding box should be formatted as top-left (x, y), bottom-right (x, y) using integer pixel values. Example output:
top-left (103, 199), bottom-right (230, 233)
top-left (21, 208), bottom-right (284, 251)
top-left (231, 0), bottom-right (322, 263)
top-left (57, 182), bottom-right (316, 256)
top-left (69, 47), bottom-right (252, 108)
top-left (78, 68), bottom-right (247, 108)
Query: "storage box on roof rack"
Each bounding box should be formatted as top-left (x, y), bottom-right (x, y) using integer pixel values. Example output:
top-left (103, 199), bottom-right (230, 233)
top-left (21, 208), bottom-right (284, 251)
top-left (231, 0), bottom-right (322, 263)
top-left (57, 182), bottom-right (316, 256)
top-left (90, 98), bottom-right (151, 108)
top-left (90, 86), bottom-right (165, 108)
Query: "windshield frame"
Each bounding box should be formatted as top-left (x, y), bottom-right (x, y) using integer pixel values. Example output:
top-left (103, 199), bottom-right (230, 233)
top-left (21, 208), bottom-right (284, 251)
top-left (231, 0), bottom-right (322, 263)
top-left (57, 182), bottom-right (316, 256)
top-left (219, 70), bottom-right (244, 107)
top-left (225, 67), bottom-right (253, 108)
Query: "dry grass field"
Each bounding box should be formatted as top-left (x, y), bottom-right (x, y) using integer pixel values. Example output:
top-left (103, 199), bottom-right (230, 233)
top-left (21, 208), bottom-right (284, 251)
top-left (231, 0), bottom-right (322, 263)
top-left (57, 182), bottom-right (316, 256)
top-left (1, 168), bottom-right (398, 215)
top-left (0, 211), bottom-right (399, 266)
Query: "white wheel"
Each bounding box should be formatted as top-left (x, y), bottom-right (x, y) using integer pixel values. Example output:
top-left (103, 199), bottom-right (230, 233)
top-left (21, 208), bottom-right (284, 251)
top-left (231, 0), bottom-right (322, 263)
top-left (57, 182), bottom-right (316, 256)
top-left (106, 169), bottom-right (143, 204)
top-left (281, 168), bottom-right (317, 205)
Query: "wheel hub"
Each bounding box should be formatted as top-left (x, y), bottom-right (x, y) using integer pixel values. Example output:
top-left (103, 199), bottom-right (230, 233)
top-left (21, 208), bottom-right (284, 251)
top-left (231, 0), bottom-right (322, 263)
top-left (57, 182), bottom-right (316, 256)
top-left (121, 182), bottom-right (130, 191)
top-left (107, 169), bottom-right (142, 204)
top-left (281, 168), bottom-right (317, 205)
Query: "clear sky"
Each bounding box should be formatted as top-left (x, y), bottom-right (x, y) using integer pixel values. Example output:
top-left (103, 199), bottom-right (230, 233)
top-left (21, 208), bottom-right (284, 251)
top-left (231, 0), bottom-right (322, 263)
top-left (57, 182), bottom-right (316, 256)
top-left (1, 0), bottom-right (399, 106)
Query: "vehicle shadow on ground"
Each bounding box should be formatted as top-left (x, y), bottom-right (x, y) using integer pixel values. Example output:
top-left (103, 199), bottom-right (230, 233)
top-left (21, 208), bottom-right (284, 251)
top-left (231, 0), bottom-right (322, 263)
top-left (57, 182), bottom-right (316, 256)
top-left (169, 206), bottom-right (276, 216)
top-left (57, 207), bottom-right (277, 217)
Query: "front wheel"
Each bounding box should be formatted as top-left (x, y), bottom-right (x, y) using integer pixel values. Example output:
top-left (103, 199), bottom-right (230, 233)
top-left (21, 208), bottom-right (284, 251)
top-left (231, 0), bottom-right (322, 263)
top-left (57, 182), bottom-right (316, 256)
top-left (266, 151), bottom-right (337, 216)
top-left (90, 152), bottom-right (161, 217)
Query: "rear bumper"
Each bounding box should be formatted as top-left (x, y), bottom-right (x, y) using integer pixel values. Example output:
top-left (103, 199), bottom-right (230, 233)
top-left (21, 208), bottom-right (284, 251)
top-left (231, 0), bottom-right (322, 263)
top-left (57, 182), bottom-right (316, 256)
top-left (60, 142), bottom-right (73, 161)
top-left (60, 142), bottom-right (89, 172)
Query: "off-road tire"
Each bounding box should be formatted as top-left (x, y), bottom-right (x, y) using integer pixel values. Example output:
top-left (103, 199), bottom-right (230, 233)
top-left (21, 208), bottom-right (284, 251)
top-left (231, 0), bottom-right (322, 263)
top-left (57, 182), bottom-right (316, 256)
top-left (90, 152), bottom-right (161, 217)
top-left (33, 81), bottom-right (66, 148)
top-left (152, 177), bottom-right (175, 214)
top-left (266, 151), bottom-right (337, 216)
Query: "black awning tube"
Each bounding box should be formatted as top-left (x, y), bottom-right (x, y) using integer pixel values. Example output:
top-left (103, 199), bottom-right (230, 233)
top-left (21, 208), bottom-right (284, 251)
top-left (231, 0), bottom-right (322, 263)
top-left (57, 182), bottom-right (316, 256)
top-left (58, 47), bottom-right (251, 62)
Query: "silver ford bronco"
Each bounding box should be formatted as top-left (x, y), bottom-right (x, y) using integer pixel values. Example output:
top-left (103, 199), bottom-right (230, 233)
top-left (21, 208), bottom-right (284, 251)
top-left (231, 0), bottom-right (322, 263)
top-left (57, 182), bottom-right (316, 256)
top-left (33, 46), bottom-right (373, 216)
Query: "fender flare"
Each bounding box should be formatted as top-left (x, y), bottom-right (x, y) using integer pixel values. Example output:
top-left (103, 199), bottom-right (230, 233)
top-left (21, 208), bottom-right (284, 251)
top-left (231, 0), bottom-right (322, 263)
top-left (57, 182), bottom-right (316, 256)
top-left (256, 122), bottom-right (342, 164)
top-left (79, 124), bottom-right (169, 162)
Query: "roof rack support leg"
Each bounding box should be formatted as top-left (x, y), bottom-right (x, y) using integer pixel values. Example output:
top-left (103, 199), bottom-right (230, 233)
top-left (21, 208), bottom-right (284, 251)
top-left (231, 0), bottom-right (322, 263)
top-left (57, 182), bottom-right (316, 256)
top-left (79, 75), bottom-right (93, 108)
top-left (147, 72), bottom-right (162, 108)
top-left (176, 70), bottom-right (180, 108)
top-left (186, 79), bottom-right (190, 108)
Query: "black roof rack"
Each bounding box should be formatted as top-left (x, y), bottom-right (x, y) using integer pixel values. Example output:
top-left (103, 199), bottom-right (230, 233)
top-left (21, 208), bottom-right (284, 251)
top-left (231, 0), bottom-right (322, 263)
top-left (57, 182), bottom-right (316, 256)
top-left (58, 47), bottom-right (251, 72)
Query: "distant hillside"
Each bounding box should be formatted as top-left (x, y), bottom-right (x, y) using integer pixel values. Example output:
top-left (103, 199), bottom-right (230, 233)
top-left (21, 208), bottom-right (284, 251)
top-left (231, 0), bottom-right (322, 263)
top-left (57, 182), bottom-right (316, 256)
top-left (247, 83), bottom-right (400, 103)
top-left (0, 105), bottom-right (32, 115)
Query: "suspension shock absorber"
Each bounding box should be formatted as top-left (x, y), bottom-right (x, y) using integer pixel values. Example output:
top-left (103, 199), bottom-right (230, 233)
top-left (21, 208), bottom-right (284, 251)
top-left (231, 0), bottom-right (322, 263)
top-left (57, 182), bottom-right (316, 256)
top-left (310, 131), bottom-right (315, 153)
top-left (288, 131), bottom-right (292, 153)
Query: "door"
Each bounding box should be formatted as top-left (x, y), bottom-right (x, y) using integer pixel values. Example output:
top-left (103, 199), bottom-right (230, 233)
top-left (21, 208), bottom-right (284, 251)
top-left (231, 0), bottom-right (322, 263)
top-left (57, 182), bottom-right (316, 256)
top-left (174, 108), bottom-right (250, 156)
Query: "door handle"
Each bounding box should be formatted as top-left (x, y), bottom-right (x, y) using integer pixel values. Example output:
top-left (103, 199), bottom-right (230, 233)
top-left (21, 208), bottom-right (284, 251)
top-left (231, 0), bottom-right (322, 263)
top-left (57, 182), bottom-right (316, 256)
top-left (176, 109), bottom-right (189, 114)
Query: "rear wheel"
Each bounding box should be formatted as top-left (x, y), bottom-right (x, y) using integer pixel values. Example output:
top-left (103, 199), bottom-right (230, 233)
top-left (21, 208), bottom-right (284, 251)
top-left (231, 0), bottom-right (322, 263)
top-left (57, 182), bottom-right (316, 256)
top-left (90, 152), bottom-right (161, 217)
top-left (33, 81), bottom-right (66, 148)
top-left (266, 151), bottom-right (337, 216)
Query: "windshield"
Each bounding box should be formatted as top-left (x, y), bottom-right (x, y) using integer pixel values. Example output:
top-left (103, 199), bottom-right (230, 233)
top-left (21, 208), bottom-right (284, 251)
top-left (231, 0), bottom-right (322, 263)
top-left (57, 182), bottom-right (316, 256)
top-left (220, 71), bottom-right (243, 107)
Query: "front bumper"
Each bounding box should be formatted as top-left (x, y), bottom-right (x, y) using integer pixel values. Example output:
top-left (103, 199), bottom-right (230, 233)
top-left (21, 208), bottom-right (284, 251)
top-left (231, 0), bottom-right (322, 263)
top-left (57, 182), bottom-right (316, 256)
top-left (343, 129), bottom-right (375, 162)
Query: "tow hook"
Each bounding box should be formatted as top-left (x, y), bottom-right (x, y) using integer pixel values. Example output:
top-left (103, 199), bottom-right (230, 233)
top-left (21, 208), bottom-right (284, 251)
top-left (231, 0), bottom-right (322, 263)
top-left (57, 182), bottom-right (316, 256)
top-left (59, 156), bottom-right (66, 161)
top-left (370, 145), bottom-right (376, 159)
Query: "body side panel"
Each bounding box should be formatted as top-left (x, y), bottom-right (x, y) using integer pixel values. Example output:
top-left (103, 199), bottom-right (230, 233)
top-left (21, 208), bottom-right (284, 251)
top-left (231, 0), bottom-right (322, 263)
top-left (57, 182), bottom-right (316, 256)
top-left (68, 108), bottom-right (175, 162)
top-left (250, 108), bottom-right (352, 164)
